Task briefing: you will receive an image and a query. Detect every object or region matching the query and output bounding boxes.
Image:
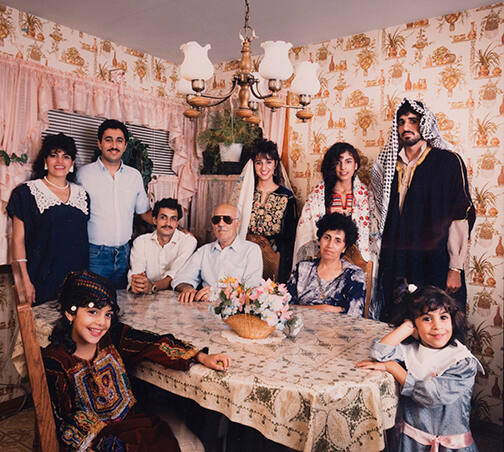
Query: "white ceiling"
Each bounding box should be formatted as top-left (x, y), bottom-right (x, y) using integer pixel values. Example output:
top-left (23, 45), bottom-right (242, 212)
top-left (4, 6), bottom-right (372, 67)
top-left (5, 0), bottom-right (497, 64)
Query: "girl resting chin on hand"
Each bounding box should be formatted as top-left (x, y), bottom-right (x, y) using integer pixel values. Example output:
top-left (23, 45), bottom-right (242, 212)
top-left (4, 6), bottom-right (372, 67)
top-left (356, 280), bottom-right (483, 452)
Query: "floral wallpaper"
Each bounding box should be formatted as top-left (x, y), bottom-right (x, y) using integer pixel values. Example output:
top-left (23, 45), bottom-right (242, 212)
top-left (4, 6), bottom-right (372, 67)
top-left (0, 0), bottom-right (502, 427)
top-left (0, 3), bottom-right (181, 98)
top-left (214, 3), bottom-right (504, 426)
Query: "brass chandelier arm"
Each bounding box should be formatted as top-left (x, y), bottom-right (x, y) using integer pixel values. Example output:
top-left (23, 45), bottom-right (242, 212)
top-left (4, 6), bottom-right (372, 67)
top-left (249, 81), bottom-right (273, 101)
top-left (194, 78), bottom-right (238, 101)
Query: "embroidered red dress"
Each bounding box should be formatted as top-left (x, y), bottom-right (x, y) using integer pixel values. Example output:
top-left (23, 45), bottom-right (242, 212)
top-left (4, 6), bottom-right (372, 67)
top-left (42, 322), bottom-right (203, 451)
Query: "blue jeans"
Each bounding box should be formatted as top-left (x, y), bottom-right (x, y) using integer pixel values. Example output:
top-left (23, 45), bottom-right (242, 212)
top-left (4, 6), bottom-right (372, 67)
top-left (89, 243), bottom-right (130, 289)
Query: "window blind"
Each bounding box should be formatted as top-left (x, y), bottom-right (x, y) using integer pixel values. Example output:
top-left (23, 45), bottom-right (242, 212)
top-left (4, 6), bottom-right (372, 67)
top-left (41, 110), bottom-right (175, 175)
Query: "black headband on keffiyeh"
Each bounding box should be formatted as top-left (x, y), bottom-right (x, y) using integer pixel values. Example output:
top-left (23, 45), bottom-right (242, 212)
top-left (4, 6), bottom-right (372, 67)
top-left (370, 98), bottom-right (452, 239)
top-left (57, 270), bottom-right (119, 314)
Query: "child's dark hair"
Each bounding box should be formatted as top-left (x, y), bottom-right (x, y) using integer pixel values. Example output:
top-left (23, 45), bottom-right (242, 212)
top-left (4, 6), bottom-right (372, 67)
top-left (49, 271), bottom-right (120, 354)
top-left (391, 278), bottom-right (468, 345)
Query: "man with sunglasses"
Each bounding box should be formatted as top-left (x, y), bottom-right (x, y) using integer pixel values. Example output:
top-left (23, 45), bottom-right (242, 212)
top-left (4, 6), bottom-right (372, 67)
top-left (172, 204), bottom-right (263, 303)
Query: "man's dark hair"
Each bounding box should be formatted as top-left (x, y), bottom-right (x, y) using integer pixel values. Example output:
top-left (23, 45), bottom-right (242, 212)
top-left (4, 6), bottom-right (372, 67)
top-left (315, 212), bottom-right (359, 249)
top-left (32, 133), bottom-right (78, 182)
top-left (396, 100), bottom-right (424, 122)
top-left (153, 198), bottom-right (183, 220)
top-left (97, 119), bottom-right (129, 142)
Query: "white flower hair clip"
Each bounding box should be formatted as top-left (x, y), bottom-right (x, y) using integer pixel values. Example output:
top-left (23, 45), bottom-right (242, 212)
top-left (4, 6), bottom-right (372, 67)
top-left (88, 302), bottom-right (94, 308)
top-left (408, 284), bottom-right (418, 294)
top-left (70, 305), bottom-right (77, 312)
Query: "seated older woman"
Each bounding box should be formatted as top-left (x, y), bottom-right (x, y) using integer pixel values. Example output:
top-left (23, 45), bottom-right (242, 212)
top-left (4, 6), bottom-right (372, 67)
top-left (286, 212), bottom-right (365, 316)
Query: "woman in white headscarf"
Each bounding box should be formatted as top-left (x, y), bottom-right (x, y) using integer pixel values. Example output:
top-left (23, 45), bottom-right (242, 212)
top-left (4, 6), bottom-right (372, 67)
top-left (234, 139), bottom-right (297, 283)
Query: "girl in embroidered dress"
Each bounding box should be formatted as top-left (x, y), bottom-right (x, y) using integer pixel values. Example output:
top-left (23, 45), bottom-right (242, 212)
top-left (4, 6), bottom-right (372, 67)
top-left (7, 133), bottom-right (89, 305)
top-left (356, 281), bottom-right (482, 452)
top-left (293, 142), bottom-right (370, 268)
top-left (235, 139), bottom-right (297, 283)
top-left (43, 270), bottom-right (230, 451)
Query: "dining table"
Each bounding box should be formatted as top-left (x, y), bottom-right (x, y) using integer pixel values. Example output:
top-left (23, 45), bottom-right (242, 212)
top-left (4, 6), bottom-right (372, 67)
top-left (12, 290), bottom-right (399, 452)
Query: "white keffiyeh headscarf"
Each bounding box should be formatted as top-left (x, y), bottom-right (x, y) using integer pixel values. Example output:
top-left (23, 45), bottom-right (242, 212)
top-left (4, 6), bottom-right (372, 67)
top-left (368, 98), bottom-right (452, 319)
top-left (370, 98), bottom-right (452, 250)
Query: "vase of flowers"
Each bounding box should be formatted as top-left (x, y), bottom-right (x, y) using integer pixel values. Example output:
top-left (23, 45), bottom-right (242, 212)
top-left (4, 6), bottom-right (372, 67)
top-left (210, 277), bottom-right (303, 339)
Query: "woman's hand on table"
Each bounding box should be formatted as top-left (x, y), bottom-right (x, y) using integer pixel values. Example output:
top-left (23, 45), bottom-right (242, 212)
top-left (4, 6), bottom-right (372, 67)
top-left (196, 352), bottom-right (231, 371)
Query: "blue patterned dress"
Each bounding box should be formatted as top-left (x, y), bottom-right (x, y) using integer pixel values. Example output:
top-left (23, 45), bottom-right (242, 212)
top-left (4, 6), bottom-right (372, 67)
top-left (286, 258), bottom-right (366, 316)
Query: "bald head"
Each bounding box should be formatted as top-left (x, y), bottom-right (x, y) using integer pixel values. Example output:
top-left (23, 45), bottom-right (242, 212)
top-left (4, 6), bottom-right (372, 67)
top-left (212, 204), bottom-right (240, 248)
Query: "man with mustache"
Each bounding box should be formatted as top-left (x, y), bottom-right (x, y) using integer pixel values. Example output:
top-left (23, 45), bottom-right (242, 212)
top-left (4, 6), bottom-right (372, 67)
top-left (77, 119), bottom-right (152, 289)
top-left (127, 198), bottom-right (197, 294)
top-left (370, 99), bottom-right (475, 320)
top-left (173, 203), bottom-right (262, 303)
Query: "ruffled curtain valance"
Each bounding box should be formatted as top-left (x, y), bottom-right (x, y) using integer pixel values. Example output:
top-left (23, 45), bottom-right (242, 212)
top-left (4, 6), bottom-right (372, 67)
top-left (0, 53), bottom-right (198, 264)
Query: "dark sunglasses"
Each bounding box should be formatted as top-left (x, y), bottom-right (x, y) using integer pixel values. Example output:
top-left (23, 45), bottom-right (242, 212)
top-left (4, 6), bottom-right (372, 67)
top-left (211, 215), bottom-right (235, 225)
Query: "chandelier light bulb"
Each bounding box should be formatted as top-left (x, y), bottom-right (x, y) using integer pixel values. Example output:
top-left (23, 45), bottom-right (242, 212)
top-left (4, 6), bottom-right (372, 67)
top-left (258, 41), bottom-right (293, 81)
top-left (290, 61), bottom-right (320, 96)
top-left (180, 41), bottom-right (214, 81)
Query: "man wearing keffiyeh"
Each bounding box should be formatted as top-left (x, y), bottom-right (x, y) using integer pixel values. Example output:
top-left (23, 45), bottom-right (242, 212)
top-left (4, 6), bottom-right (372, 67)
top-left (370, 98), bottom-right (475, 320)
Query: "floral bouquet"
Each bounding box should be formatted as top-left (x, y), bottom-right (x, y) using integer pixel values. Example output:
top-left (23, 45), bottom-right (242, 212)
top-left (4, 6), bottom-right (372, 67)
top-left (210, 277), bottom-right (303, 339)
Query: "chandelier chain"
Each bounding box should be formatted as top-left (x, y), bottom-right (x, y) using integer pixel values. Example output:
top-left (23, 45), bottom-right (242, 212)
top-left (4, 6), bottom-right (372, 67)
top-left (242, 0), bottom-right (254, 40)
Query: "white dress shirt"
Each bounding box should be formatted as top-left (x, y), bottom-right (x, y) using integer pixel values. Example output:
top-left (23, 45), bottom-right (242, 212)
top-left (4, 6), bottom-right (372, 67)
top-left (128, 229), bottom-right (197, 286)
top-left (77, 158), bottom-right (150, 246)
top-left (172, 236), bottom-right (263, 289)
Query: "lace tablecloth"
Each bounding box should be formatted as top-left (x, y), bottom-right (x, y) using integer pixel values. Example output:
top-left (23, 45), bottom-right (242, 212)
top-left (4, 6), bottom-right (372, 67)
top-left (13, 291), bottom-right (398, 452)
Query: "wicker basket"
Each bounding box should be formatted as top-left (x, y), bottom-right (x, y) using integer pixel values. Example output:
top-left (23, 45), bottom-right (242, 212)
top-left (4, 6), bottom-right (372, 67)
top-left (224, 314), bottom-right (275, 339)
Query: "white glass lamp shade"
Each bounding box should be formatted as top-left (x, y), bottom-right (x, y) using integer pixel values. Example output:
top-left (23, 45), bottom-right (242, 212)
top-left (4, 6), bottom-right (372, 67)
top-left (176, 77), bottom-right (195, 95)
top-left (258, 41), bottom-right (293, 80)
top-left (290, 62), bottom-right (320, 95)
top-left (180, 41), bottom-right (214, 81)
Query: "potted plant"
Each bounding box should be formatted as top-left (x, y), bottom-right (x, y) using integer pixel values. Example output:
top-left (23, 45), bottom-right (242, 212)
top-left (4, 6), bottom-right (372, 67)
top-left (121, 136), bottom-right (153, 192)
top-left (198, 109), bottom-right (261, 174)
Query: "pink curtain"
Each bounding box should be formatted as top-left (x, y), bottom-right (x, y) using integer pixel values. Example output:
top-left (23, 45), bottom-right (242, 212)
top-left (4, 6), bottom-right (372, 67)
top-left (259, 102), bottom-right (287, 158)
top-left (0, 54), bottom-right (195, 264)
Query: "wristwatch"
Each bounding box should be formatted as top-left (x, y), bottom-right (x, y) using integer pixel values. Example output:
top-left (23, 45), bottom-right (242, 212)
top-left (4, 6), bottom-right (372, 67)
top-left (151, 284), bottom-right (158, 294)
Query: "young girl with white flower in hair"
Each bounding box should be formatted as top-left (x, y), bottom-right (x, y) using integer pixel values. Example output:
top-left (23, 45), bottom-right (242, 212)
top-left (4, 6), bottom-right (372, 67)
top-left (356, 279), bottom-right (483, 451)
top-left (44, 270), bottom-right (230, 451)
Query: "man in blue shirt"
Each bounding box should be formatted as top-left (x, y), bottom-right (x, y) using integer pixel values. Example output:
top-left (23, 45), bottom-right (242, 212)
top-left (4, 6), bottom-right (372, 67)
top-left (77, 119), bottom-right (152, 288)
top-left (173, 203), bottom-right (263, 302)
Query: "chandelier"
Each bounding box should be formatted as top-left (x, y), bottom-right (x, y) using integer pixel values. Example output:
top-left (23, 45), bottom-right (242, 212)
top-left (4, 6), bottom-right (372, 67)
top-left (177, 0), bottom-right (320, 123)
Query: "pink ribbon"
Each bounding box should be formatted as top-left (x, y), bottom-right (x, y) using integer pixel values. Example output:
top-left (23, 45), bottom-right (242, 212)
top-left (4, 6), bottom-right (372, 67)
top-left (400, 421), bottom-right (474, 452)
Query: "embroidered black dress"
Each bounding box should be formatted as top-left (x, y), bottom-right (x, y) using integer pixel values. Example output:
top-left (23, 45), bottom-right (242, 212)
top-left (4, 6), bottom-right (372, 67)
top-left (42, 322), bottom-right (204, 451)
top-left (378, 148), bottom-right (475, 319)
top-left (6, 180), bottom-right (90, 304)
top-left (248, 185), bottom-right (297, 283)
